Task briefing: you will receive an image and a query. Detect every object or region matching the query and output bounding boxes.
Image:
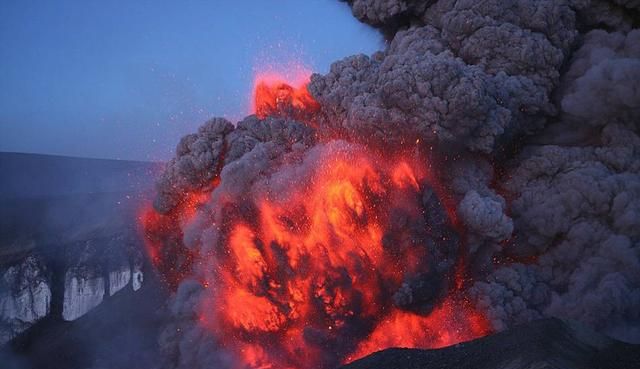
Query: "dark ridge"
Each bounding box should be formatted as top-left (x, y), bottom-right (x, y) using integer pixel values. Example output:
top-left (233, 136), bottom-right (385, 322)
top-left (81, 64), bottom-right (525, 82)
top-left (0, 152), bottom-right (161, 200)
top-left (340, 318), bottom-right (640, 369)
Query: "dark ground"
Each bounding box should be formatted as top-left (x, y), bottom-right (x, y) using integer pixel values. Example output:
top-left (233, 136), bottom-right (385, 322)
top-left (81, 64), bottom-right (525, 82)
top-left (341, 318), bottom-right (640, 369)
top-left (0, 152), bottom-right (161, 265)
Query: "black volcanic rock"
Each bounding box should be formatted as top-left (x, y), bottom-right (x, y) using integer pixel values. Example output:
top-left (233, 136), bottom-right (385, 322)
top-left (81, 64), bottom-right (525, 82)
top-left (340, 318), bottom-right (640, 369)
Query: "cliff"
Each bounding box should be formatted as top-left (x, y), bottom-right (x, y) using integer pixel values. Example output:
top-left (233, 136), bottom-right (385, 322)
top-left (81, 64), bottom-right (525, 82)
top-left (0, 152), bottom-right (158, 345)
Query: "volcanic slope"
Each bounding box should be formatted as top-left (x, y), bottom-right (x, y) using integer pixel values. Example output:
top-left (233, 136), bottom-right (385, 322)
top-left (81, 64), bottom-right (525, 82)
top-left (340, 318), bottom-right (640, 369)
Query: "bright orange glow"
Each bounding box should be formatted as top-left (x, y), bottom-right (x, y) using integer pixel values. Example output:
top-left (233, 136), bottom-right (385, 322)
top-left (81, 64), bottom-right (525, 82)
top-left (346, 296), bottom-right (491, 363)
top-left (138, 204), bottom-right (163, 266)
top-left (222, 288), bottom-right (287, 333)
top-left (139, 61), bottom-right (492, 369)
top-left (191, 146), bottom-right (491, 369)
top-left (392, 161), bottom-right (420, 190)
top-left (251, 68), bottom-right (320, 120)
top-left (229, 224), bottom-right (267, 288)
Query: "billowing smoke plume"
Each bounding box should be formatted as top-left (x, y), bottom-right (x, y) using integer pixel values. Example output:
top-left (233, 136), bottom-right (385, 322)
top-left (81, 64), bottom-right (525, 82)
top-left (149, 116), bottom-right (488, 368)
top-left (310, 0), bottom-right (581, 153)
top-left (470, 28), bottom-right (640, 342)
top-left (146, 1), bottom-right (640, 368)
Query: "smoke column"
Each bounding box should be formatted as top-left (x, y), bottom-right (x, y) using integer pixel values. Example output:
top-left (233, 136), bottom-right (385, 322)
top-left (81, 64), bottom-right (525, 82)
top-left (143, 1), bottom-right (640, 368)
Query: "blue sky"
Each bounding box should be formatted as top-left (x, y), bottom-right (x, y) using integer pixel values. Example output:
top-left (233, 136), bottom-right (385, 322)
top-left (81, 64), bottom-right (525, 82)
top-left (0, 1), bottom-right (381, 161)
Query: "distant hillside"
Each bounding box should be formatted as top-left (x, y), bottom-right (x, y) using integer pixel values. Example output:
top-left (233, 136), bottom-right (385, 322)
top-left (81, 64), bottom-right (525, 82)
top-left (0, 152), bottom-right (161, 200)
top-left (0, 152), bottom-right (162, 259)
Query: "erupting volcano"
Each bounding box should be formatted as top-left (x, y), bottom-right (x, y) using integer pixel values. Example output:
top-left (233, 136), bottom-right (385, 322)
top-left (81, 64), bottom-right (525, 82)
top-left (197, 144), bottom-right (489, 369)
top-left (141, 70), bottom-right (491, 369)
top-left (3, 1), bottom-right (640, 368)
top-left (142, 1), bottom-right (640, 366)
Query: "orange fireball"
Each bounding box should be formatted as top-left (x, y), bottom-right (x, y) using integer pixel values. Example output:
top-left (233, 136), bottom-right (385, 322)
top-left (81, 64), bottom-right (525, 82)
top-left (251, 70), bottom-right (320, 120)
top-left (192, 144), bottom-right (490, 369)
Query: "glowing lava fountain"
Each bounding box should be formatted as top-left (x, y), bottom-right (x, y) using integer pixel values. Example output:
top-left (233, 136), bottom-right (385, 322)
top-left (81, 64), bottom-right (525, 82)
top-left (251, 68), bottom-right (319, 121)
top-left (141, 70), bottom-right (491, 369)
top-left (195, 144), bottom-right (489, 369)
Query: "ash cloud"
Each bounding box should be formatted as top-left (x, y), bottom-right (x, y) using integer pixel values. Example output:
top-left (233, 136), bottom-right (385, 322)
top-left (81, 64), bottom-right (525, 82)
top-left (150, 0), bottom-right (640, 367)
top-left (334, 3), bottom-right (640, 344)
top-left (310, 0), bottom-right (577, 153)
top-left (561, 30), bottom-right (640, 128)
top-left (160, 133), bottom-right (462, 368)
top-left (153, 118), bottom-right (234, 214)
top-left (469, 29), bottom-right (640, 342)
top-left (153, 116), bottom-right (315, 215)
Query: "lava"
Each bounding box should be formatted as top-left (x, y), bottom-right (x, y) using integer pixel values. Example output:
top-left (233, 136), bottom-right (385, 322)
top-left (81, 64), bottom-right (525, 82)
top-left (184, 145), bottom-right (490, 369)
top-left (251, 69), bottom-right (320, 121)
top-left (139, 189), bottom-right (210, 288)
top-left (347, 296), bottom-right (491, 363)
top-left (141, 65), bottom-right (493, 369)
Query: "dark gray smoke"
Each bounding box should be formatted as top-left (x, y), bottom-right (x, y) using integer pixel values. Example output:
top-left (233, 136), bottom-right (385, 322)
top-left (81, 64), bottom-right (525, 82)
top-left (320, 1), bottom-right (640, 345)
top-left (310, 0), bottom-right (583, 153)
top-left (153, 116), bottom-right (315, 214)
top-left (151, 1), bottom-right (640, 368)
top-left (470, 29), bottom-right (640, 343)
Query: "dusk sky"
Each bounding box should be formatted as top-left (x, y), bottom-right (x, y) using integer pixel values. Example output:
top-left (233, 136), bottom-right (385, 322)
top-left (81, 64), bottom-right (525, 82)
top-left (0, 1), bottom-right (381, 161)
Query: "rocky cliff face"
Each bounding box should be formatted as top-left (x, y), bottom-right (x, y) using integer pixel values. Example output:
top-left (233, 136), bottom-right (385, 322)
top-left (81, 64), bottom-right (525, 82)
top-left (0, 256), bottom-right (51, 345)
top-left (109, 265), bottom-right (131, 296)
top-left (59, 235), bottom-right (144, 322)
top-left (0, 153), bottom-right (157, 346)
top-left (62, 267), bottom-right (105, 322)
top-left (132, 262), bottom-right (143, 292)
top-left (0, 234), bottom-right (146, 344)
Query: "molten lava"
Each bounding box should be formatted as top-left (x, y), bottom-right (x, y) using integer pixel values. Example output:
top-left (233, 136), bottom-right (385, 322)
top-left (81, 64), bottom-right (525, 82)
top-left (251, 70), bottom-right (320, 120)
top-left (141, 66), bottom-right (492, 369)
top-left (180, 145), bottom-right (491, 369)
top-left (139, 189), bottom-right (210, 288)
top-left (347, 297), bottom-right (490, 363)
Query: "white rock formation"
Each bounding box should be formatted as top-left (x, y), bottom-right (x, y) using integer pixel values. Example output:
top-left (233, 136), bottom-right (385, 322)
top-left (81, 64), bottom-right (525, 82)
top-left (132, 262), bottom-right (143, 291)
top-left (109, 265), bottom-right (131, 296)
top-left (0, 256), bottom-right (51, 345)
top-left (62, 270), bottom-right (105, 321)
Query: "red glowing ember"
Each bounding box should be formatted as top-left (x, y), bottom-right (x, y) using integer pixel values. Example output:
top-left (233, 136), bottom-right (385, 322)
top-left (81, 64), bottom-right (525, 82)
top-left (251, 70), bottom-right (320, 120)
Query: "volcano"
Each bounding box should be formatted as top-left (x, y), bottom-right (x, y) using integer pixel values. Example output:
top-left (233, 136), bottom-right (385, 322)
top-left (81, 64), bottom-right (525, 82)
top-left (141, 1), bottom-right (640, 369)
top-left (142, 116), bottom-right (492, 368)
top-left (1, 1), bottom-right (639, 368)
